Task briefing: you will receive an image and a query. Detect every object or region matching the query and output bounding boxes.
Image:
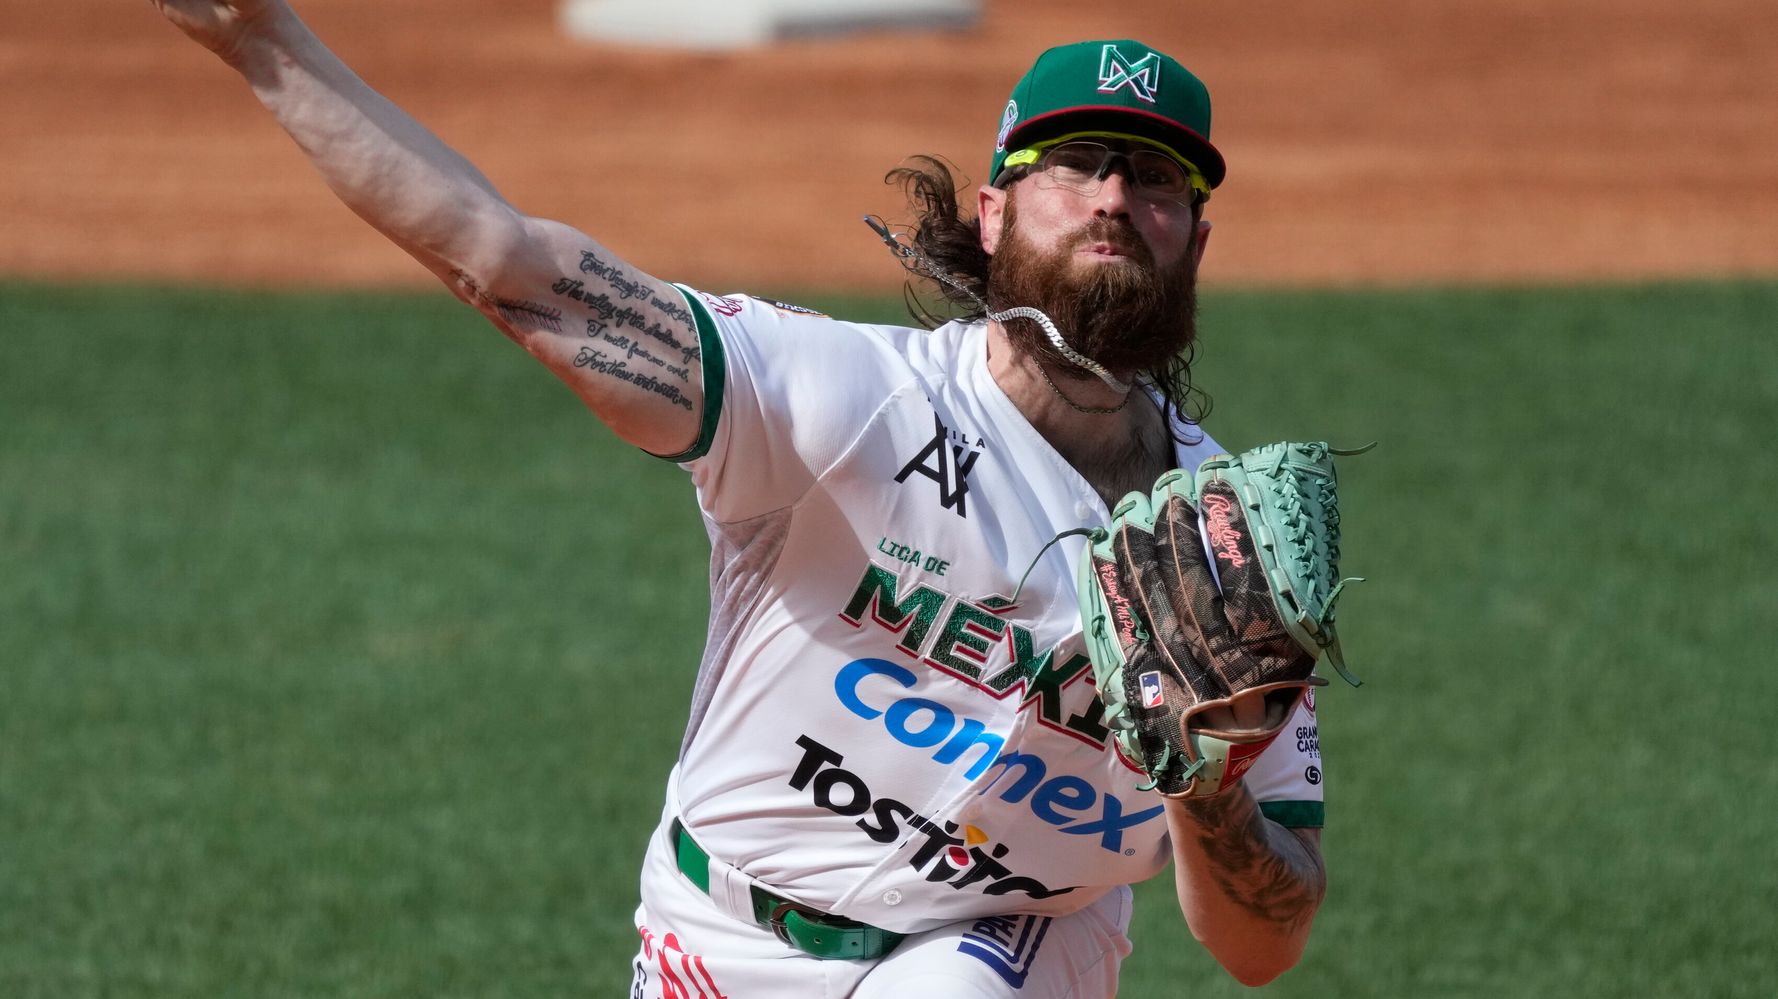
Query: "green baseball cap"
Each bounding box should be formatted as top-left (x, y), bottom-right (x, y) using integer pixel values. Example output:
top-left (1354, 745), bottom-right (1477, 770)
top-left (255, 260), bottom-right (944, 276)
top-left (989, 40), bottom-right (1226, 191)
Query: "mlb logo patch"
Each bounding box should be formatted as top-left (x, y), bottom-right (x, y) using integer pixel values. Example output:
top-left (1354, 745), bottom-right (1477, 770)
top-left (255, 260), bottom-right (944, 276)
top-left (1140, 671), bottom-right (1164, 709)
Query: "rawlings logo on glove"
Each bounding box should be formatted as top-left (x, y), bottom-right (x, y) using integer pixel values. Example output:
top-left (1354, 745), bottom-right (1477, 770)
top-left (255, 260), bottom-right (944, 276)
top-left (1200, 492), bottom-right (1247, 568)
top-left (1077, 441), bottom-right (1368, 799)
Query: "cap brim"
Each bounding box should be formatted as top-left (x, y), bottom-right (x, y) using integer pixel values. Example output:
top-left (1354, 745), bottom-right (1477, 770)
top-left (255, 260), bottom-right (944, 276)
top-left (1005, 106), bottom-right (1226, 188)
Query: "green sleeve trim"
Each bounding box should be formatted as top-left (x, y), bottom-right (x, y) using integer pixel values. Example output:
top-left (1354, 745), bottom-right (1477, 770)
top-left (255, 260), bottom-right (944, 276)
top-left (1259, 800), bottom-right (1324, 828)
top-left (648, 285), bottom-right (726, 463)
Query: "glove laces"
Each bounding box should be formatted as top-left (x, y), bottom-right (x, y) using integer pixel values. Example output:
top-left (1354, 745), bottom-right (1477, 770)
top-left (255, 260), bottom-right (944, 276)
top-left (1008, 526), bottom-right (1102, 604)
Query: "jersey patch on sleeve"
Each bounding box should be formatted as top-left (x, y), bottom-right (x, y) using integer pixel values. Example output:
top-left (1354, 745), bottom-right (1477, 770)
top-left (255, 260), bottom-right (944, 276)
top-left (760, 298), bottom-right (828, 317)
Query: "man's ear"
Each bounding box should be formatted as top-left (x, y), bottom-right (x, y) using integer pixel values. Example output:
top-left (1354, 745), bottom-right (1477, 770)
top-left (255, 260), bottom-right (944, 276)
top-left (978, 184), bottom-right (1007, 255)
top-left (1193, 219), bottom-right (1213, 266)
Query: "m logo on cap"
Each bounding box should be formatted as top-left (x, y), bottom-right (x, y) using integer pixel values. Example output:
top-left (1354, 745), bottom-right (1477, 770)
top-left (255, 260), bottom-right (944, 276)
top-left (1097, 45), bottom-right (1162, 104)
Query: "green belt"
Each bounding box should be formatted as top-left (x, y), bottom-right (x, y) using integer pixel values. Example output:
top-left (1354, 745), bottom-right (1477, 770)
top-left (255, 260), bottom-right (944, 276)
top-left (670, 818), bottom-right (905, 961)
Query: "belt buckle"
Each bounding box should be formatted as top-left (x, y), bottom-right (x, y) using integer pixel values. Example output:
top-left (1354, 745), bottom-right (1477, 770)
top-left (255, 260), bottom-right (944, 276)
top-left (765, 899), bottom-right (819, 946)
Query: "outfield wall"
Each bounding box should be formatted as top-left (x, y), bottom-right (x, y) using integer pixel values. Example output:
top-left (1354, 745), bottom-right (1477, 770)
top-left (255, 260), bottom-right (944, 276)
top-left (3, 0), bottom-right (1775, 290)
top-left (560, 0), bottom-right (979, 49)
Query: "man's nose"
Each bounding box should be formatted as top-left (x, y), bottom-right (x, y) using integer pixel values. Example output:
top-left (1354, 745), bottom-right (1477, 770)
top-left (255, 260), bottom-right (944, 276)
top-left (1089, 166), bottom-right (1136, 216)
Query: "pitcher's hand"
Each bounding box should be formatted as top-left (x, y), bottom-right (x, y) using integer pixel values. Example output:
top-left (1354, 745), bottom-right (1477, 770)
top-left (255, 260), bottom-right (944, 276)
top-left (149, 0), bottom-right (286, 66)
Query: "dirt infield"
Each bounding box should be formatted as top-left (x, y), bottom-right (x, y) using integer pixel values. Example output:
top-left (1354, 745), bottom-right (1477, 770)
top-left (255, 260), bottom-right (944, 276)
top-left (3, 0), bottom-right (1775, 291)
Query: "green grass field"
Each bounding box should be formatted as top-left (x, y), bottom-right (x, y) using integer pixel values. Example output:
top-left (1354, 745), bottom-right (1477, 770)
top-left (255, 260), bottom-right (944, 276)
top-left (4, 279), bottom-right (1775, 997)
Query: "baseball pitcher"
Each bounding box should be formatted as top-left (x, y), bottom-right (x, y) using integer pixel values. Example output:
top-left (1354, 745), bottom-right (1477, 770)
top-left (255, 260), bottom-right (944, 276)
top-left (151, 3), bottom-right (1347, 994)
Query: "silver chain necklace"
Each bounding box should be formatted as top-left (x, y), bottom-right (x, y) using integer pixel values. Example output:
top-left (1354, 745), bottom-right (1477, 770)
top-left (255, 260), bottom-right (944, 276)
top-left (863, 216), bottom-right (1133, 395)
top-left (1035, 360), bottom-right (1132, 414)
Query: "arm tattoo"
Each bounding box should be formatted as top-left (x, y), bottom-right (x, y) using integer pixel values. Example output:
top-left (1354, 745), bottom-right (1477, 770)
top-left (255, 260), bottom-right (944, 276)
top-left (555, 265), bottom-right (700, 365)
top-left (586, 321), bottom-right (688, 377)
top-left (1181, 792), bottom-right (1326, 936)
top-left (451, 269), bottom-right (527, 346)
top-left (450, 268), bottom-right (497, 313)
top-left (495, 298), bottom-right (564, 333)
top-left (457, 249), bottom-right (702, 405)
top-left (577, 250), bottom-right (649, 301)
top-left (570, 346), bottom-right (693, 411)
top-left (649, 290), bottom-right (695, 327)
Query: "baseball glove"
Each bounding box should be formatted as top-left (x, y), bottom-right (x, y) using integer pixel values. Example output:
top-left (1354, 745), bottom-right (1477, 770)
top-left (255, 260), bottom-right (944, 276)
top-left (1077, 441), bottom-right (1366, 799)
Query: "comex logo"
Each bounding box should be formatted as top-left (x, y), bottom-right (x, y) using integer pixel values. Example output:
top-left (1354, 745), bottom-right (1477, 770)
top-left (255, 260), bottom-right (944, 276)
top-left (1097, 45), bottom-right (1162, 104)
top-left (833, 658), bottom-right (1164, 854)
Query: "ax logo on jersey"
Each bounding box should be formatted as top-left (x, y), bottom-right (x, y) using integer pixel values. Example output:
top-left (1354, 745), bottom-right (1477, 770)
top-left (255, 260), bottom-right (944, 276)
top-left (790, 735), bottom-right (1077, 899)
top-left (839, 564), bottom-right (1126, 754)
top-left (895, 414), bottom-right (986, 518)
top-left (958, 913), bottom-right (1054, 988)
top-left (832, 659), bottom-right (1164, 854)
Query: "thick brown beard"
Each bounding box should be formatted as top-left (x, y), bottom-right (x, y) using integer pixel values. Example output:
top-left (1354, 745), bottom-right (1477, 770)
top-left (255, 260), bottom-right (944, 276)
top-left (985, 192), bottom-right (1199, 375)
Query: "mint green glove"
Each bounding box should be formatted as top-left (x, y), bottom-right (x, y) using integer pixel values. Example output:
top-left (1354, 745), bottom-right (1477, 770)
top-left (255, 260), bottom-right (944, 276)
top-left (1077, 442), bottom-right (1366, 799)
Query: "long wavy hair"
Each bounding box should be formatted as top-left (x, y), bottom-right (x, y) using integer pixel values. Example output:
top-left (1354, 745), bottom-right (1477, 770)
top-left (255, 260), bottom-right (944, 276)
top-left (883, 155), bottom-right (1211, 437)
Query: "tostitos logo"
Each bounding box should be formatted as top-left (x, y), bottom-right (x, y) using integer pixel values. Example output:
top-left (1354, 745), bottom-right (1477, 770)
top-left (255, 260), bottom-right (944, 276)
top-left (790, 735), bottom-right (1075, 899)
top-left (831, 658), bottom-right (1164, 854)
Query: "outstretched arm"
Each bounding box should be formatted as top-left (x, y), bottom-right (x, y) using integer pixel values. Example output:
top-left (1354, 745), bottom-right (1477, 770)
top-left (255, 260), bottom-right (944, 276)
top-left (1166, 788), bottom-right (1326, 986)
top-left (149, 0), bottom-right (704, 456)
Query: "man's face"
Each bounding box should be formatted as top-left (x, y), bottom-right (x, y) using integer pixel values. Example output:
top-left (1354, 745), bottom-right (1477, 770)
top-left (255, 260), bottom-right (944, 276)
top-left (979, 149), bottom-right (1207, 374)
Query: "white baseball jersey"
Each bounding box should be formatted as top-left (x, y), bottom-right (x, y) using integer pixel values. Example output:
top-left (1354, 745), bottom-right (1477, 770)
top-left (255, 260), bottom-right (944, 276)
top-left (655, 287), bottom-right (1325, 937)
